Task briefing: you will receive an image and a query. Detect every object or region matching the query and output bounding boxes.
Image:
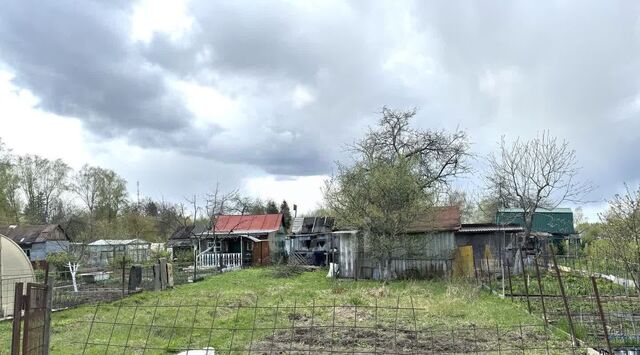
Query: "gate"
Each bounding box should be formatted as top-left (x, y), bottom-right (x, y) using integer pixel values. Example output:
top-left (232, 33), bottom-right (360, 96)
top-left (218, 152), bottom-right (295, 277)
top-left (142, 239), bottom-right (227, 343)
top-left (11, 280), bottom-right (52, 355)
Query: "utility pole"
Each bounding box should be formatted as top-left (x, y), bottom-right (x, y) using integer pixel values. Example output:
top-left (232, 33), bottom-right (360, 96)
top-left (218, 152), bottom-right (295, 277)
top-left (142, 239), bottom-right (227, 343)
top-left (136, 181), bottom-right (140, 210)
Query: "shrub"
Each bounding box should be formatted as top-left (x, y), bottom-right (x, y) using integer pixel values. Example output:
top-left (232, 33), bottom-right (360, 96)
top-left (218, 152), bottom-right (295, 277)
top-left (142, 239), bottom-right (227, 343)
top-left (46, 252), bottom-right (72, 271)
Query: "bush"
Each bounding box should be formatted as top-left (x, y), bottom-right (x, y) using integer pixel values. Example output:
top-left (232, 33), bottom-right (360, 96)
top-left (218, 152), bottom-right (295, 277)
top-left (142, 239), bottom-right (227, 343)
top-left (173, 248), bottom-right (194, 262)
top-left (46, 252), bottom-right (72, 271)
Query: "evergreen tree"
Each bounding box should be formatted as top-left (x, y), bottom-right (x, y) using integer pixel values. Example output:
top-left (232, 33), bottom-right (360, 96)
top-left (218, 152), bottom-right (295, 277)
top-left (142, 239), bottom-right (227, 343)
top-left (266, 200), bottom-right (279, 214)
top-left (280, 200), bottom-right (292, 231)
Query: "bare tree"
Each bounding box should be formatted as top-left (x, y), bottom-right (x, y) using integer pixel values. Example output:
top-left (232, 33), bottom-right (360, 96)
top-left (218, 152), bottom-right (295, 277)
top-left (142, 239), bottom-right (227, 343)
top-left (0, 140), bottom-right (21, 223)
top-left (71, 165), bottom-right (103, 237)
top-left (354, 107), bottom-right (469, 192)
top-left (486, 132), bottom-right (592, 239)
top-left (16, 155), bottom-right (70, 223)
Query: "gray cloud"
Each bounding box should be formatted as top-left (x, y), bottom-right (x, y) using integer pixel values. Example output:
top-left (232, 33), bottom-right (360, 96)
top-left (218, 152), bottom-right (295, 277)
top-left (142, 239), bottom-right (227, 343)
top-left (1, 0), bottom-right (640, 205)
top-left (0, 1), bottom-right (196, 135)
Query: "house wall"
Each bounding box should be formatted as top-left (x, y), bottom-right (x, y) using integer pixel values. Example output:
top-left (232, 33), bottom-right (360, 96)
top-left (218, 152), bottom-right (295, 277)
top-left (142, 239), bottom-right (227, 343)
top-left (21, 240), bottom-right (69, 261)
top-left (339, 231), bottom-right (456, 280)
top-left (337, 232), bottom-right (359, 278)
top-left (268, 228), bottom-right (286, 263)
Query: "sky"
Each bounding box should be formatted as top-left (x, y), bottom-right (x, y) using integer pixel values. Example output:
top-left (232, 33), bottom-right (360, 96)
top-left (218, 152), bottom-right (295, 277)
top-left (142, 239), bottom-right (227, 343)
top-left (0, 0), bottom-right (639, 220)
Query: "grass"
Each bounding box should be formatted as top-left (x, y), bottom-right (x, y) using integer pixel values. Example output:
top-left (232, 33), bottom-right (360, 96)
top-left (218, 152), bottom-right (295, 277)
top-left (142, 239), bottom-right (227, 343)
top-left (0, 267), bottom-right (562, 354)
top-left (509, 268), bottom-right (640, 349)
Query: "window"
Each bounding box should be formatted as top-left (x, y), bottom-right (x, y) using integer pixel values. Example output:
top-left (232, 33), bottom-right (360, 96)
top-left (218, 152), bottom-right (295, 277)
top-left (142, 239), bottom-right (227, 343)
top-left (247, 241), bottom-right (253, 251)
top-left (207, 240), bottom-right (221, 253)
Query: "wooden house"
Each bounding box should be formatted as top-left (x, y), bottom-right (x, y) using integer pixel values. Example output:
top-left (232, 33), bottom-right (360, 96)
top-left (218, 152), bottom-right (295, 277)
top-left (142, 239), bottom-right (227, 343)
top-left (0, 224), bottom-right (70, 263)
top-left (168, 214), bottom-right (287, 268)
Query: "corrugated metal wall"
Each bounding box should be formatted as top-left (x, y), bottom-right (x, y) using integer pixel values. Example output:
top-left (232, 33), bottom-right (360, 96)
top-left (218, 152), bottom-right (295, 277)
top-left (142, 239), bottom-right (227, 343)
top-left (338, 231), bottom-right (456, 280)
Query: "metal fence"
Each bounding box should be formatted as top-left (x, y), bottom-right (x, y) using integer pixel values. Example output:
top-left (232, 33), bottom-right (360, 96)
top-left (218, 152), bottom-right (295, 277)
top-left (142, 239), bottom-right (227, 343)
top-left (68, 299), bottom-right (577, 354)
top-left (475, 244), bottom-right (640, 353)
top-left (29, 261), bottom-right (220, 310)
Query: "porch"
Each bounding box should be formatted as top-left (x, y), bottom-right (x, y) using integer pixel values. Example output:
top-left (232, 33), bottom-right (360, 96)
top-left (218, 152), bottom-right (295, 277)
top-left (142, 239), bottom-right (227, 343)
top-left (197, 252), bottom-right (243, 269)
top-left (195, 234), bottom-right (271, 269)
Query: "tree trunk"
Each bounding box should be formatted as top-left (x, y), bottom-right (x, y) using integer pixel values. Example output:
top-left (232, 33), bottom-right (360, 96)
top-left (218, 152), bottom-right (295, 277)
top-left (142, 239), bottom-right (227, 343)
top-left (68, 262), bottom-right (79, 292)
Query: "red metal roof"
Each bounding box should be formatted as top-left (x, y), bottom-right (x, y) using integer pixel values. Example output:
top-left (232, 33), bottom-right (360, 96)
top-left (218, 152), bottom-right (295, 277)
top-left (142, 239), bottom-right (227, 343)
top-left (213, 214), bottom-right (283, 233)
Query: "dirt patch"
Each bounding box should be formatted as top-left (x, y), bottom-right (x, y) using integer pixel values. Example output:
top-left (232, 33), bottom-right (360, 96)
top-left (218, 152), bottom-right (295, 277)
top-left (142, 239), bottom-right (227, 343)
top-left (251, 323), bottom-right (573, 354)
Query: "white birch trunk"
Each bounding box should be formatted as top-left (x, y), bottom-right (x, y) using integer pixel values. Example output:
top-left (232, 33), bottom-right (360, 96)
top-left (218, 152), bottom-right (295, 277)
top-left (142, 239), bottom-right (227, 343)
top-left (68, 261), bottom-right (79, 292)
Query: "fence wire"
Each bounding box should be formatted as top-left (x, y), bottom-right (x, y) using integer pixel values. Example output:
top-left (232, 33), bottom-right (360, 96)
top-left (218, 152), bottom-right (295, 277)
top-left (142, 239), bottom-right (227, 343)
top-left (67, 299), bottom-right (577, 354)
top-left (28, 262), bottom-right (219, 310)
top-left (475, 243), bottom-right (640, 353)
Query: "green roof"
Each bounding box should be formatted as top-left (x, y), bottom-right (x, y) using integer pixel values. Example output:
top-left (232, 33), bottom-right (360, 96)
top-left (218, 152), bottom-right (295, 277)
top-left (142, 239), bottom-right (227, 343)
top-left (495, 208), bottom-right (575, 235)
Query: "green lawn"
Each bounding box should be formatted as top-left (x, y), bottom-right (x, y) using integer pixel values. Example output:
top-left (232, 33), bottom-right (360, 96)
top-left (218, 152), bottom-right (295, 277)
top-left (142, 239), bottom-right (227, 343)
top-left (1, 267), bottom-right (568, 354)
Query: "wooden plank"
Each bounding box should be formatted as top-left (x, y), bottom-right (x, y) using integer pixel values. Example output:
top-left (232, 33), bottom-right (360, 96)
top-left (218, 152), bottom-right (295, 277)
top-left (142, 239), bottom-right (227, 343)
top-left (22, 284), bottom-right (31, 355)
top-left (43, 277), bottom-right (53, 354)
top-left (11, 282), bottom-right (23, 355)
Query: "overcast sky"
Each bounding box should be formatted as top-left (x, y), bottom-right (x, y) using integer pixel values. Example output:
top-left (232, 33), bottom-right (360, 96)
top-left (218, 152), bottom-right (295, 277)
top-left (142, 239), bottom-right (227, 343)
top-left (0, 0), bottom-right (639, 220)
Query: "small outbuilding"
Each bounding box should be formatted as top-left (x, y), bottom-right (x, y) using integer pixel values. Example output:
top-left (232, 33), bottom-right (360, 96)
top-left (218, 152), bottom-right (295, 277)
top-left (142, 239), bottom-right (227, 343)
top-left (286, 216), bottom-right (336, 266)
top-left (86, 239), bottom-right (151, 267)
top-left (454, 223), bottom-right (524, 275)
top-left (337, 206), bottom-right (461, 280)
top-left (0, 224), bottom-right (70, 263)
top-left (168, 214), bottom-right (287, 268)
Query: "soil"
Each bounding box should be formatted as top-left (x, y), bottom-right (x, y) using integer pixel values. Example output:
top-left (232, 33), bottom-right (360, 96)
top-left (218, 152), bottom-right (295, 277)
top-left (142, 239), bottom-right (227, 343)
top-left (251, 322), bottom-right (574, 354)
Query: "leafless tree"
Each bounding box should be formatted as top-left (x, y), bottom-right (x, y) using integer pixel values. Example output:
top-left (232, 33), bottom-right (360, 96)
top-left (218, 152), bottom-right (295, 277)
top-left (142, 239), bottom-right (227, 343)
top-left (16, 155), bottom-right (70, 223)
top-left (353, 107), bottom-right (470, 192)
top-left (486, 132), bottom-right (592, 239)
top-left (71, 165), bottom-right (103, 237)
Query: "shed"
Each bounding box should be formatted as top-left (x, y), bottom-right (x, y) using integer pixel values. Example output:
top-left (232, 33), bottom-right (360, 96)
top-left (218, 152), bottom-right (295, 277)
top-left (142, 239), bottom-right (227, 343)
top-left (337, 206), bottom-right (461, 280)
top-left (455, 223), bottom-right (524, 270)
top-left (86, 239), bottom-right (151, 267)
top-left (0, 224), bottom-right (70, 262)
top-left (287, 216), bottom-right (336, 266)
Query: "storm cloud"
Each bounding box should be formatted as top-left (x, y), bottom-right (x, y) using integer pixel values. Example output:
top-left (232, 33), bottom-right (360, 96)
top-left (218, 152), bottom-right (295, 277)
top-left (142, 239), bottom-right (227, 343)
top-left (1, 0), bottom-right (640, 208)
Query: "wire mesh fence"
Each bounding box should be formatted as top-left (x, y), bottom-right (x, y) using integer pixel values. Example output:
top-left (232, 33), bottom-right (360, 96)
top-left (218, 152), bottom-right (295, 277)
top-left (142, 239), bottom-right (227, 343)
top-left (66, 299), bottom-right (577, 354)
top-left (28, 261), bottom-right (221, 310)
top-left (474, 242), bottom-right (640, 353)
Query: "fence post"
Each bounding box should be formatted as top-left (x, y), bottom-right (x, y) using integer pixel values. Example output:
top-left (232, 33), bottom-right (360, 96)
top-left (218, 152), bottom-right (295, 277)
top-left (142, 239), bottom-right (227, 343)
top-left (121, 253), bottom-right (126, 297)
top-left (43, 275), bottom-right (53, 354)
top-left (472, 251), bottom-right (479, 285)
top-left (485, 252), bottom-right (492, 290)
top-left (11, 282), bottom-right (23, 355)
top-left (518, 248), bottom-right (532, 314)
top-left (533, 253), bottom-right (548, 327)
top-left (591, 276), bottom-right (612, 354)
top-left (506, 259), bottom-right (514, 301)
top-left (550, 245), bottom-right (578, 347)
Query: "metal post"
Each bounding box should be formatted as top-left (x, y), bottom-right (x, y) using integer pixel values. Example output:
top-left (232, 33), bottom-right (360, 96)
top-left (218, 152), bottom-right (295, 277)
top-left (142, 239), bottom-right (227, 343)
top-left (472, 250), bottom-right (479, 285)
top-left (550, 245), bottom-right (578, 347)
top-left (485, 251), bottom-right (492, 290)
top-left (506, 259), bottom-right (514, 301)
top-left (193, 243), bottom-right (197, 281)
top-left (518, 248), bottom-right (532, 313)
top-left (591, 276), bottom-right (612, 354)
top-left (121, 253), bottom-right (126, 297)
top-left (533, 253), bottom-right (548, 326)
